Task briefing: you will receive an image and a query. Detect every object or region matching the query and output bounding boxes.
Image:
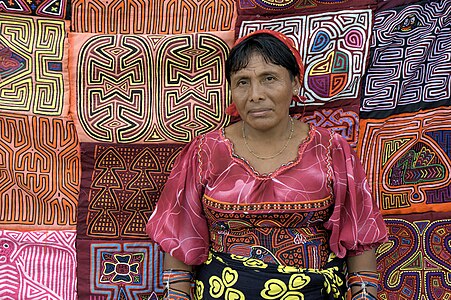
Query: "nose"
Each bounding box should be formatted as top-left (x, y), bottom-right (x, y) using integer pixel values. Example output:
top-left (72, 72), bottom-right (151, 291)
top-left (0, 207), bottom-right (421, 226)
top-left (249, 82), bottom-right (264, 102)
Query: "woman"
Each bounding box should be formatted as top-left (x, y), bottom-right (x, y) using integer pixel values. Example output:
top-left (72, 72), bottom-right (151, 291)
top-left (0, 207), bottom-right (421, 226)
top-left (147, 30), bottom-right (387, 300)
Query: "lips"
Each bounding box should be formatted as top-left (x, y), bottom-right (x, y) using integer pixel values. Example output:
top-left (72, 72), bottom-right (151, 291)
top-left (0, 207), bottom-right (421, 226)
top-left (247, 108), bottom-right (272, 117)
top-left (248, 108), bottom-right (272, 114)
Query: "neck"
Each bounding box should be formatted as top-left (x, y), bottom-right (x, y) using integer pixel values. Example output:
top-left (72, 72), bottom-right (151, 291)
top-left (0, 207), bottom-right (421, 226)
top-left (242, 116), bottom-right (294, 160)
top-left (243, 116), bottom-right (292, 142)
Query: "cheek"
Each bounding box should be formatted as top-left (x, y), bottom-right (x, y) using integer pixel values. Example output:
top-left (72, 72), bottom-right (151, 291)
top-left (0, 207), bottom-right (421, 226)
top-left (231, 89), bottom-right (247, 105)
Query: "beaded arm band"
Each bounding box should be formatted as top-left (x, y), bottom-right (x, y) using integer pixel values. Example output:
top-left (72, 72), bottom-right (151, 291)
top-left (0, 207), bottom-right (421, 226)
top-left (163, 269), bottom-right (194, 300)
top-left (347, 271), bottom-right (378, 300)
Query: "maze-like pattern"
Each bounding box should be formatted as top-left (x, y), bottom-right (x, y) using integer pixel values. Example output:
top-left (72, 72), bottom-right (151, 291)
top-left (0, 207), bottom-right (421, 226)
top-left (236, 0), bottom-right (373, 15)
top-left (0, 0), bottom-right (69, 19)
top-left (360, 0), bottom-right (451, 119)
top-left (76, 239), bottom-right (163, 299)
top-left (155, 34), bottom-right (230, 142)
top-left (71, 31), bottom-right (233, 144)
top-left (76, 35), bottom-right (153, 144)
top-left (357, 107), bottom-right (451, 215)
top-left (296, 105), bottom-right (360, 148)
top-left (77, 143), bottom-right (182, 239)
top-left (238, 9), bottom-right (372, 106)
top-left (0, 14), bottom-right (69, 116)
top-left (377, 215), bottom-right (451, 299)
top-left (71, 0), bottom-right (236, 34)
top-left (0, 113), bottom-right (79, 227)
top-left (0, 230), bottom-right (77, 300)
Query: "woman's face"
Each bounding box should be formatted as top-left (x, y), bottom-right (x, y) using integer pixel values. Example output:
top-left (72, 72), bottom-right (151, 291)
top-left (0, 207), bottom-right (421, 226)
top-left (230, 53), bottom-right (299, 131)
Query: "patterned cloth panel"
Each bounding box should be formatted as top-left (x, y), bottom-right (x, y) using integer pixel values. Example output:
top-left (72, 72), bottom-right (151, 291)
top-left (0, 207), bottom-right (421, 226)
top-left (377, 212), bottom-right (451, 300)
top-left (76, 239), bottom-right (164, 299)
top-left (0, 0), bottom-right (70, 19)
top-left (70, 0), bottom-right (237, 34)
top-left (376, 0), bottom-right (429, 12)
top-left (0, 14), bottom-right (70, 117)
top-left (0, 113), bottom-right (80, 229)
top-left (360, 0), bottom-right (451, 120)
top-left (69, 31), bottom-right (234, 144)
top-left (293, 103), bottom-right (360, 148)
top-left (358, 107), bottom-right (451, 215)
top-left (235, 0), bottom-right (376, 16)
top-left (77, 142), bottom-right (183, 240)
top-left (0, 230), bottom-right (77, 300)
top-left (237, 9), bottom-right (372, 110)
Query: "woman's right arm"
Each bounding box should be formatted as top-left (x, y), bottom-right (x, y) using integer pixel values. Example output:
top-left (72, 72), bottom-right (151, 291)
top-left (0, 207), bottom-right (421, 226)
top-left (163, 252), bottom-right (193, 298)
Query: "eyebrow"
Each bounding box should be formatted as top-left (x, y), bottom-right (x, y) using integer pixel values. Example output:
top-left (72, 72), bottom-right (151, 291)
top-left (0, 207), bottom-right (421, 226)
top-left (232, 70), bottom-right (279, 80)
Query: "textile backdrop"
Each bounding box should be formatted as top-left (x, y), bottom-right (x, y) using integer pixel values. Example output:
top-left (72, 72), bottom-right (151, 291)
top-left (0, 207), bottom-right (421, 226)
top-left (0, 0), bottom-right (450, 299)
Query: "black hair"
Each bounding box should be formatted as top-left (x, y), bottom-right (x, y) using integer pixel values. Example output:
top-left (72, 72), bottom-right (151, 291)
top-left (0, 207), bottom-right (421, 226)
top-left (225, 33), bottom-right (300, 84)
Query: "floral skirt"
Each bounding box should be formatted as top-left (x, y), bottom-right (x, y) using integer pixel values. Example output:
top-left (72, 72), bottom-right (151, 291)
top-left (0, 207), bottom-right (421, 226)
top-left (194, 251), bottom-right (347, 300)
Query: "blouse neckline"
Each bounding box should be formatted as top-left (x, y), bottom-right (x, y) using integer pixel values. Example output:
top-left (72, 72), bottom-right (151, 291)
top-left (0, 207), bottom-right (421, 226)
top-left (220, 124), bottom-right (314, 179)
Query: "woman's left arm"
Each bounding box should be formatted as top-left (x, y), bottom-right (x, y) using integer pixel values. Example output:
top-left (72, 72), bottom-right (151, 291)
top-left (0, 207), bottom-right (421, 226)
top-left (346, 248), bottom-right (378, 299)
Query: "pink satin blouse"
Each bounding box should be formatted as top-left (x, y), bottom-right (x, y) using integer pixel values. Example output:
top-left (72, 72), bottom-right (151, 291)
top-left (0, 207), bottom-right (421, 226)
top-left (146, 126), bottom-right (387, 266)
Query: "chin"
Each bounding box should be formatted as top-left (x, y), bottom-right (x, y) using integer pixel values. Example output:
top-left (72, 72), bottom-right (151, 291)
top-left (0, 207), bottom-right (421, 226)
top-left (246, 118), bottom-right (278, 131)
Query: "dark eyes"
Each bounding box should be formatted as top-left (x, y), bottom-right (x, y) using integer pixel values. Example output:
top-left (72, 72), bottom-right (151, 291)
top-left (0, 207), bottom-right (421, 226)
top-left (265, 76), bottom-right (275, 81)
top-left (234, 75), bottom-right (276, 87)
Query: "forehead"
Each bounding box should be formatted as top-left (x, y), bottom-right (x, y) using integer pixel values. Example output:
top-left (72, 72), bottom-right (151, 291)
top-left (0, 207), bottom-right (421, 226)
top-left (231, 54), bottom-right (288, 77)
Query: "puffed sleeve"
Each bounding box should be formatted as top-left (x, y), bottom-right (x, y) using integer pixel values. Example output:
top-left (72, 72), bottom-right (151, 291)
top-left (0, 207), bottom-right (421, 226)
top-left (146, 136), bottom-right (209, 265)
top-left (324, 131), bottom-right (388, 258)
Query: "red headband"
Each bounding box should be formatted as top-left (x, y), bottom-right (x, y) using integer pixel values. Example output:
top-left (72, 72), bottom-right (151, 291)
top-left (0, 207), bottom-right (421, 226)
top-left (226, 30), bottom-right (305, 117)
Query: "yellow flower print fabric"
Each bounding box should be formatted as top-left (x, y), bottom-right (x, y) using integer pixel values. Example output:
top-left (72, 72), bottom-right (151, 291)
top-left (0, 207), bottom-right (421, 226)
top-left (194, 251), bottom-right (347, 300)
top-left (260, 274), bottom-right (310, 299)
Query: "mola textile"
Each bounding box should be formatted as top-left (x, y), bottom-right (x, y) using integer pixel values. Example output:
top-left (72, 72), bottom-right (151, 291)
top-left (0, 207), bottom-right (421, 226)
top-left (69, 31), bottom-right (235, 144)
top-left (0, 14), bottom-right (70, 117)
top-left (377, 212), bottom-right (451, 299)
top-left (0, 230), bottom-right (77, 300)
top-left (71, 0), bottom-right (236, 34)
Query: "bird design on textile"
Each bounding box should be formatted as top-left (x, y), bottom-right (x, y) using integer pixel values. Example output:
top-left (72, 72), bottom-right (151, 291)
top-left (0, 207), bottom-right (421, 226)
top-left (0, 239), bottom-right (16, 262)
top-left (0, 237), bottom-right (76, 300)
top-left (0, 238), bottom-right (20, 298)
top-left (250, 245), bottom-right (281, 265)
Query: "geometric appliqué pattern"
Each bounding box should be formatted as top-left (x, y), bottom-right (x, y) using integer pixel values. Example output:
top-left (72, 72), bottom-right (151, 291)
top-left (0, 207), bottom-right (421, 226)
top-left (0, 15), bottom-right (69, 116)
top-left (358, 107), bottom-right (451, 215)
top-left (360, 0), bottom-right (451, 119)
top-left (377, 215), bottom-right (451, 300)
top-left (77, 143), bottom-right (183, 239)
top-left (70, 32), bottom-right (233, 144)
top-left (71, 0), bottom-right (236, 34)
top-left (76, 239), bottom-right (163, 299)
top-left (0, 114), bottom-right (79, 228)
